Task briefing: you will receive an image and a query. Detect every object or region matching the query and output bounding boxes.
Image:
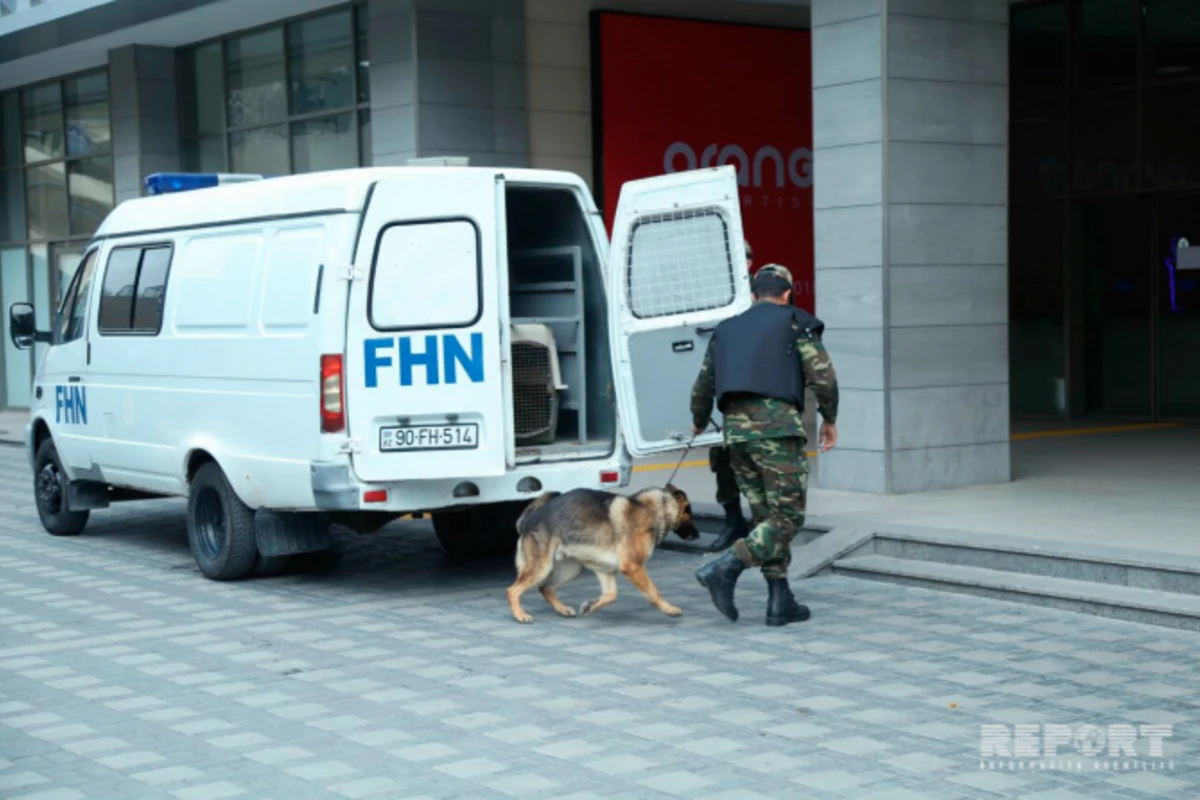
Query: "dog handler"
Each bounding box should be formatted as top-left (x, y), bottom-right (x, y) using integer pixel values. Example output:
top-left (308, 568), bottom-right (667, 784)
top-left (689, 264), bottom-right (839, 626)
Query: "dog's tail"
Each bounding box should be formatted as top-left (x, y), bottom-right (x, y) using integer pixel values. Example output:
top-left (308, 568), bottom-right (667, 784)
top-left (515, 491), bottom-right (560, 536)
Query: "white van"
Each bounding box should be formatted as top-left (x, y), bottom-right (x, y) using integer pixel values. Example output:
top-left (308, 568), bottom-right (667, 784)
top-left (8, 164), bottom-right (751, 580)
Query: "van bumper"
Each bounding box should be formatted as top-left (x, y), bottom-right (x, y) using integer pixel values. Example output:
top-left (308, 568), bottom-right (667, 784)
top-left (310, 454), bottom-right (632, 513)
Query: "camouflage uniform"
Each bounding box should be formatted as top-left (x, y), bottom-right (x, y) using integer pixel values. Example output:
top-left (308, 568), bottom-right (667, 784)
top-left (690, 266), bottom-right (839, 583)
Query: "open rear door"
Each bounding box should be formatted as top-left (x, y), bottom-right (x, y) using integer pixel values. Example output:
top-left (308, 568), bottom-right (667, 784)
top-left (607, 165), bottom-right (752, 458)
top-left (345, 170), bottom-right (510, 482)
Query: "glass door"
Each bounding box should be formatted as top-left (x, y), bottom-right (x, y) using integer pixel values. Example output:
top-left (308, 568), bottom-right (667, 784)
top-left (1155, 194), bottom-right (1200, 420)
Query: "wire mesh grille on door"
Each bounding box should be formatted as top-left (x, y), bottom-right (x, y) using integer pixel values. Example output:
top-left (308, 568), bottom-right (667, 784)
top-left (512, 341), bottom-right (557, 444)
top-left (625, 207), bottom-right (736, 319)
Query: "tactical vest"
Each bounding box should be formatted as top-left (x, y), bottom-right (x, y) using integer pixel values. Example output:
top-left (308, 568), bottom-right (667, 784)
top-left (711, 302), bottom-right (824, 412)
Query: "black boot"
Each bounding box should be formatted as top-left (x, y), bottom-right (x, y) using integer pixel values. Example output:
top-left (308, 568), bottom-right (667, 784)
top-left (766, 578), bottom-right (811, 627)
top-left (695, 550), bottom-right (746, 622)
top-left (709, 502), bottom-right (749, 551)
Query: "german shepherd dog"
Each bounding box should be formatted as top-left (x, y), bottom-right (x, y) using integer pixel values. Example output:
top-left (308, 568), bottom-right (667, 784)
top-left (505, 485), bottom-right (701, 623)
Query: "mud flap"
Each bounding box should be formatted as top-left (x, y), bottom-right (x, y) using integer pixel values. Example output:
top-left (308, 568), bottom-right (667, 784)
top-left (254, 510), bottom-right (331, 557)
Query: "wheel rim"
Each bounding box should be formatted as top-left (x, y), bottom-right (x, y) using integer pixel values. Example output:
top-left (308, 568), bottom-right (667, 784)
top-left (37, 462), bottom-right (64, 515)
top-left (194, 487), bottom-right (226, 561)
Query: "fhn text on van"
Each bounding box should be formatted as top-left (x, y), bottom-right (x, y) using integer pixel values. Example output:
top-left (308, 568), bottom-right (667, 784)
top-left (55, 385), bottom-right (88, 425)
top-left (363, 333), bottom-right (484, 388)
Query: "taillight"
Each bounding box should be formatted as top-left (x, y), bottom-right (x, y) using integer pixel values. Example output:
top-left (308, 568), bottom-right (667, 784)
top-left (320, 354), bottom-right (345, 433)
top-left (600, 470), bottom-right (619, 484)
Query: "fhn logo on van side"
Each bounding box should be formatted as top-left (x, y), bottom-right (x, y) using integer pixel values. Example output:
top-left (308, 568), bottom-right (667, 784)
top-left (363, 333), bottom-right (484, 388)
top-left (55, 385), bottom-right (88, 425)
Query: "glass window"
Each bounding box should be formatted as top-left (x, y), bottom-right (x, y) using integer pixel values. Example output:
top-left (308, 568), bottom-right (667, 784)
top-left (1011, 1), bottom-right (1066, 105)
top-left (371, 220), bottom-right (481, 330)
top-left (356, 4), bottom-right (370, 103)
top-left (627, 210), bottom-right (735, 318)
top-left (226, 28), bottom-right (287, 128)
top-left (292, 113), bottom-right (357, 173)
top-left (1146, 0), bottom-right (1200, 81)
top-left (1071, 91), bottom-right (1137, 194)
top-left (181, 42), bottom-right (225, 135)
top-left (288, 10), bottom-right (355, 116)
top-left (359, 108), bottom-right (371, 166)
top-left (1011, 104), bottom-right (1067, 198)
top-left (64, 72), bottom-right (110, 158)
top-left (0, 170), bottom-right (23, 243)
top-left (1, 247), bottom-right (32, 408)
top-left (1145, 81), bottom-right (1200, 191)
top-left (1, 92), bottom-right (20, 168)
top-left (56, 248), bottom-right (97, 344)
top-left (21, 83), bottom-right (62, 164)
top-left (1009, 202), bottom-right (1066, 416)
top-left (25, 162), bottom-right (68, 240)
top-left (1074, 0), bottom-right (1138, 91)
top-left (67, 157), bottom-right (114, 237)
top-left (229, 124), bottom-right (289, 175)
top-left (98, 247), bottom-right (140, 332)
top-left (132, 246), bottom-right (171, 333)
top-left (182, 136), bottom-right (227, 172)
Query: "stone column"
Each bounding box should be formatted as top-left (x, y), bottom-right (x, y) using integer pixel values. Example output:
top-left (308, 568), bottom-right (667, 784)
top-left (109, 45), bottom-right (181, 204)
top-left (811, 0), bottom-right (1010, 494)
top-left (368, 0), bottom-right (528, 168)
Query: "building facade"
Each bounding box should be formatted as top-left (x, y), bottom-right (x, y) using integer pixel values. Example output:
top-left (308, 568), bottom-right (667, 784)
top-left (1, 0), bottom-right (1196, 494)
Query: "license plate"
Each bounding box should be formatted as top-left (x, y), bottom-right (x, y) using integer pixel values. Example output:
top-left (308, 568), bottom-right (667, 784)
top-left (379, 423), bottom-right (479, 452)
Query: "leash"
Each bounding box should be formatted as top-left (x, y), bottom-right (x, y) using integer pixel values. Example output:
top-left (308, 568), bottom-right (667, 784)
top-left (664, 418), bottom-right (720, 486)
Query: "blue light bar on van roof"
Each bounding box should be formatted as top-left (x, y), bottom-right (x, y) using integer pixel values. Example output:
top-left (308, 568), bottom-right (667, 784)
top-left (143, 172), bottom-right (265, 195)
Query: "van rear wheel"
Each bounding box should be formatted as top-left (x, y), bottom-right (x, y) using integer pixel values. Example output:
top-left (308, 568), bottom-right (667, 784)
top-left (432, 502), bottom-right (523, 559)
top-left (34, 439), bottom-right (89, 537)
top-left (187, 462), bottom-right (258, 581)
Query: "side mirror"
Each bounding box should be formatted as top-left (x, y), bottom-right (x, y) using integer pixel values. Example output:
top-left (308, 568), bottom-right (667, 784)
top-left (9, 303), bottom-right (49, 350)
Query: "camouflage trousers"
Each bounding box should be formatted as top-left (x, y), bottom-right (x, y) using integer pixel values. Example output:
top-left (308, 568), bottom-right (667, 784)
top-left (708, 445), bottom-right (742, 506)
top-left (727, 437), bottom-right (809, 581)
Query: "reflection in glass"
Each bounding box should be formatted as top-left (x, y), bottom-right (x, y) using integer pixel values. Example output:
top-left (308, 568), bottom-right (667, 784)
top-left (1075, 0), bottom-right (1137, 91)
top-left (359, 108), bottom-right (371, 167)
top-left (25, 163), bottom-right (68, 240)
top-left (1156, 196), bottom-right (1200, 418)
top-left (1011, 1), bottom-right (1066, 104)
top-left (68, 157), bottom-right (114, 237)
top-left (291, 113), bottom-right (356, 174)
top-left (1011, 105), bottom-right (1067, 198)
top-left (226, 29), bottom-right (287, 128)
top-left (133, 247), bottom-right (171, 332)
top-left (1, 247), bottom-right (32, 408)
top-left (288, 10), bottom-right (354, 116)
top-left (1, 170), bottom-right (24, 243)
top-left (181, 42), bottom-right (225, 135)
top-left (183, 136), bottom-right (226, 172)
top-left (98, 247), bottom-right (140, 332)
top-left (1, 92), bottom-right (21, 167)
top-left (1010, 203), bottom-right (1066, 416)
top-left (1146, 0), bottom-right (1200, 81)
top-left (1071, 91), bottom-right (1137, 194)
top-left (64, 72), bottom-right (111, 157)
top-left (230, 125), bottom-right (288, 175)
top-left (1144, 82), bottom-right (1200, 192)
top-left (21, 83), bottom-right (63, 163)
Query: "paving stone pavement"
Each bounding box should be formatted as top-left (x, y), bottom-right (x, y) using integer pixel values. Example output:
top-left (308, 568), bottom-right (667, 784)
top-left (0, 443), bottom-right (1197, 799)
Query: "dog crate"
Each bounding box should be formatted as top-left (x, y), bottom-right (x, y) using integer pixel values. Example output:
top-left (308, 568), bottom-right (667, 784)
top-left (511, 323), bottom-right (566, 445)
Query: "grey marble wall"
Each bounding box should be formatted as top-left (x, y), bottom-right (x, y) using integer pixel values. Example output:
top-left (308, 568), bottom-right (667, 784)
top-left (369, 0), bottom-right (528, 168)
top-left (811, 0), bottom-right (1010, 494)
top-left (109, 45), bottom-right (181, 204)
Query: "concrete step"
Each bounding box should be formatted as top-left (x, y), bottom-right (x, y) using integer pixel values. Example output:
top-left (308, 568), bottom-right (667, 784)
top-left (832, 554), bottom-right (1200, 632)
top-left (864, 526), bottom-right (1200, 596)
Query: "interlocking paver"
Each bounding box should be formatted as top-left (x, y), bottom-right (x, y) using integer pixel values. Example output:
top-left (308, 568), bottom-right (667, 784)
top-left (0, 446), bottom-right (1198, 798)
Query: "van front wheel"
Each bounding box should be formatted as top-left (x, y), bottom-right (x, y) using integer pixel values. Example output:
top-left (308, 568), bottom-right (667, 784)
top-left (187, 462), bottom-right (258, 581)
top-left (34, 440), bottom-right (89, 536)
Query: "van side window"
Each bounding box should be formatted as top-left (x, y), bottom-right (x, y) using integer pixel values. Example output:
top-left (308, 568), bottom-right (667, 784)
top-left (54, 249), bottom-right (98, 345)
top-left (370, 219), bottom-right (481, 330)
top-left (626, 209), bottom-right (736, 319)
top-left (98, 244), bottom-right (174, 335)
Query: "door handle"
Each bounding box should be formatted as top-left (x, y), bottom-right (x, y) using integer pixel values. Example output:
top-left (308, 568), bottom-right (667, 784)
top-left (697, 326), bottom-right (716, 335)
top-left (68, 376), bottom-right (81, 383)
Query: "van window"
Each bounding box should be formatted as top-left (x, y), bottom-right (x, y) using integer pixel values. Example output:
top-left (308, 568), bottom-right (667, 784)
top-left (626, 209), bottom-right (736, 319)
top-left (98, 244), bottom-right (173, 335)
top-left (370, 219), bottom-right (481, 330)
top-left (54, 249), bottom-right (98, 344)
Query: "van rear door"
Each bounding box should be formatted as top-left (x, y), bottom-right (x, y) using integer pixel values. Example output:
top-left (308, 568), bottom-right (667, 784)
top-left (606, 165), bottom-right (752, 457)
top-left (344, 171), bottom-right (510, 482)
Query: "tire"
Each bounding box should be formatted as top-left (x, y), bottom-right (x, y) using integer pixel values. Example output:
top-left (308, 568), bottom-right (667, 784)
top-left (432, 501), bottom-right (523, 559)
top-left (33, 439), bottom-right (89, 536)
top-left (187, 462), bottom-right (258, 581)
